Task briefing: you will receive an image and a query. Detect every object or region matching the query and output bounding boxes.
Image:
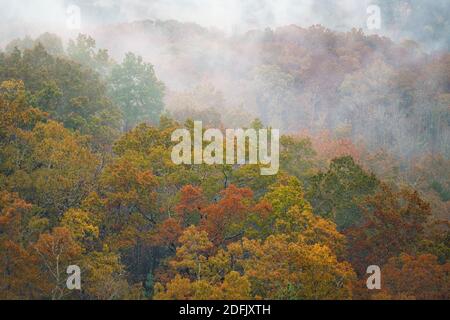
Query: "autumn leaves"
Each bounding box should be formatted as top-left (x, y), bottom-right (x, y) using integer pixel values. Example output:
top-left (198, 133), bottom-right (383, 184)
top-left (171, 121), bottom-right (280, 175)
top-left (153, 182), bottom-right (355, 300)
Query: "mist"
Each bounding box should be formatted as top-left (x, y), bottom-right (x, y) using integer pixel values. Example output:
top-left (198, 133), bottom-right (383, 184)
top-left (0, 0), bottom-right (370, 37)
top-left (1, 0), bottom-right (449, 160)
top-left (2, 0), bottom-right (449, 53)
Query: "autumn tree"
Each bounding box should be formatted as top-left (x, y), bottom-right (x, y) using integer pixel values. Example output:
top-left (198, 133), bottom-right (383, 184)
top-left (230, 235), bottom-right (355, 300)
top-left (376, 253), bottom-right (450, 300)
top-left (346, 184), bottom-right (431, 274)
top-left (0, 43), bottom-right (121, 150)
top-left (200, 185), bottom-right (254, 246)
top-left (154, 271), bottom-right (251, 300)
top-left (33, 227), bottom-right (82, 300)
top-left (0, 191), bottom-right (47, 299)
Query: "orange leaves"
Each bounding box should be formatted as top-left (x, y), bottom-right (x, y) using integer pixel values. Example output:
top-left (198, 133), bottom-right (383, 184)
top-left (136, 170), bottom-right (158, 189)
top-left (178, 226), bottom-right (214, 255)
top-left (154, 275), bottom-right (199, 300)
top-left (31, 227), bottom-right (82, 299)
top-left (346, 184), bottom-right (431, 274)
top-left (156, 177), bottom-right (356, 300)
top-left (151, 218), bottom-right (183, 248)
top-left (377, 253), bottom-right (450, 300)
top-left (173, 184), bottom-right (255, 245)
top-left (0, 191), bottom-right (32, 239)
top-left (31, 121), bottom-right (96, 169)
top-left (101, 153), bottom-right (149, 191)
top-left (0, 239), bottom-right (46, 299)
top-left (154, 226), bottom-right (252, 300)
top-left (199, 185), bottom-right (253, 245)
top-left (215, 185), bottom-right (253, 215)
top-left (175, 185), bottom-right (206, 225)
top-left (252, 199), bottom-right (272, 220)
top-left (177, 185), bottom-right (206, 213)
top-left (0, 192), bottom-right (48, 299)
top-left (34, 227), bottom-right (82, 263)
top-left (218, 271), bottom-right (252, 300)
top-left (281, 205), bottom-right (346, 255)
top-left (0, 72), bottom-right (448, 301)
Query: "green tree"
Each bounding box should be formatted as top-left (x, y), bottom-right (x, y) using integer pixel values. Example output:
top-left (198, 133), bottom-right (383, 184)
top-left (109, 53), bottom-right (165, 131)
top-left (67, 34), bottom-right (112, 77)
top-left (307, 156), bottom-right (379, 230)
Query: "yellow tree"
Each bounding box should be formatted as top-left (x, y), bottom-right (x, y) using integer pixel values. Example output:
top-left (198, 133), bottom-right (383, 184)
top-left (232, 235), bottom-right (355, 300)
top-left (169, 226), bottom-right (213, 281)
top-left (154, 271), bottom-right (251, 300)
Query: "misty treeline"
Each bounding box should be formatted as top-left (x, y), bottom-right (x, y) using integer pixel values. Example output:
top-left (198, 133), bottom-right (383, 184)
top-left (88, 19), bottom-right (450, 158)
top-left (0, 25), bottom-right (448, 300)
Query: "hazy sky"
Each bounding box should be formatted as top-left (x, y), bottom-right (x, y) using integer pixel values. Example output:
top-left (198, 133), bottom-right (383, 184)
top-left (0, 0), bottom-right (373, 41)
top-left (3, 0), bottom-right (449, 51)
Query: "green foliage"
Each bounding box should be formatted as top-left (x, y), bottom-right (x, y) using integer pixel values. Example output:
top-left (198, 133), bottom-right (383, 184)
top-left (67, 34), bottom-right (112, 77)
top-left (5, 33), bottom-right (64, 56)
top-left (109, 52), bottom-right (165, 130)
top-left (0, 43), bottom-right (121, 149)
top-left (307, 156), bottom-right (379, 230)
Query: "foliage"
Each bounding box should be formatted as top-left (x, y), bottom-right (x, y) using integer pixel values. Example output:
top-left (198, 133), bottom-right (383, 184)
top-left (0, 31), bottom-right (448, 300)
top-left (108, 53), bottom-right (165, 130)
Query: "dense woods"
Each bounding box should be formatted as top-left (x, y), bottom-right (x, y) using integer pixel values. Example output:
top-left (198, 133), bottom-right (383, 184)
top-left (0, 25), bottom-right (449, 300)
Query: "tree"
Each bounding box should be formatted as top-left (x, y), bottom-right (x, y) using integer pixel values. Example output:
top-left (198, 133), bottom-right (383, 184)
top-left (0, 44), bottom-right (121, 150)
top-left (200, 185), bottom-right (254, 245)
top-left (5, 120), bottom-right (99, 217)
top-left (0, 191), bottom-right (47, 299)
top-left (61, 208), bottom-right (99, 248)
top-left (346, 184), bottom-right (431, 275)
top-left (169, 226), bottom-right (213, 281)
top-left (307, 156), bottom-right (379, 230)
top-left (0, 79), bottom-right (47, 138)
top-left (175, 185), bottom-right (207, 227)
top-left (377, 253), bottom-right (450, 300)
top-left (279, 135), bottom-right (317, 182)
top-left (231, 235), bottom-right (355, 299)
top-left (33, 227), bottom-right (82, 300)
top-left (5, 33), bottom-right (64, 57)
top-left (0, 239), bottom-right (46, 299)
top-left (67, 34), bottom-right (112, 76)
top-left (109, 53), bottom-right (165, 130)
top-left (154, 271), bottom-right (251, 300)
top-left (80, 250), bottom-right (136, 300)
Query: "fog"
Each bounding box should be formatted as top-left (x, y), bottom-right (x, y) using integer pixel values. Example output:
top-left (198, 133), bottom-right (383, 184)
top-left (2, 0), bottom-right (449, 49)
top-left (1, 0), bottom-right (449, 159)
top-left (0, 0), bottom-right (380, 43)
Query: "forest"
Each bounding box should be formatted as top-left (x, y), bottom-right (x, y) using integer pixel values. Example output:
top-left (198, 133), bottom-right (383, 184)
top-left (0, 20), bottom-right (449, 300)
